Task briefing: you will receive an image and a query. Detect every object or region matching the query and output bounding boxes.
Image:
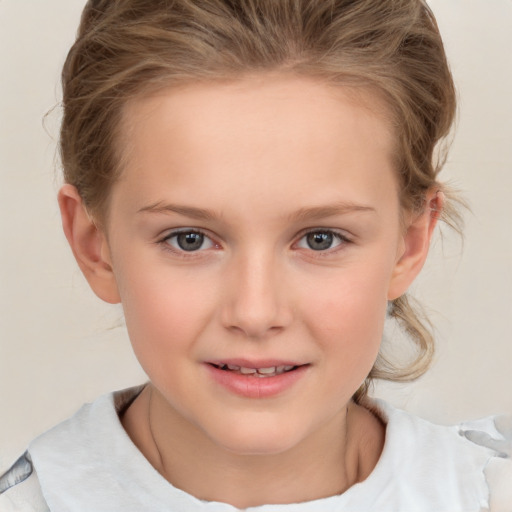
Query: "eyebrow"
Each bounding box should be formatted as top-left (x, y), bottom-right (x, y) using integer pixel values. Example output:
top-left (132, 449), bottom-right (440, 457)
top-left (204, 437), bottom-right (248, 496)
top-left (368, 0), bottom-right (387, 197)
top-left (138, 202), bottom-right (217, 221)
top-left (137, 201), bottom-right (376, 222)
top-left (288, 202), bottom-right (376, 223)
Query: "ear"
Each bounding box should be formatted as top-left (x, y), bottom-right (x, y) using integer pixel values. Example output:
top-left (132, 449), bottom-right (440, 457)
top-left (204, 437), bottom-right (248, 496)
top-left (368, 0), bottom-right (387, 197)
top-left (58, 184), bottom-right (121, 304)
top-left (387, 189), bottom-right (443, 300)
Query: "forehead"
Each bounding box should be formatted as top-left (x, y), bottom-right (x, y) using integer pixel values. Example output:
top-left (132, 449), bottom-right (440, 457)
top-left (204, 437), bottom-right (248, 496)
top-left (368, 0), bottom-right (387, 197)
top-left (121, 74), bottom-right (394, 151)
top-left (112, 75), bottom-right (398, 217)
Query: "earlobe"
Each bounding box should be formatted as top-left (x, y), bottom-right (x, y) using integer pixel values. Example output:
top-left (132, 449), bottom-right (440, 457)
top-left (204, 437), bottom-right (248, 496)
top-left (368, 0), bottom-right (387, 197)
top-left (387, 190), bottom-right (444, 300)
top-left (58, 184), bottom-right (121, 304)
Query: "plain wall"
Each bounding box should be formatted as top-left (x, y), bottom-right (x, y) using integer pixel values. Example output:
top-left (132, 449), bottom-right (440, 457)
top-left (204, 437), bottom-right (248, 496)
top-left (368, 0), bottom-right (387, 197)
top-left (1, 0), bottom-right (511, 472)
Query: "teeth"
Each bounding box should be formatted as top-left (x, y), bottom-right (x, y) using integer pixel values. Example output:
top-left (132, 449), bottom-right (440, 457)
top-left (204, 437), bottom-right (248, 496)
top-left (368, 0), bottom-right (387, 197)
top-left (239, 367), bottom-right (257, 374)
top-left (257, 367), bottom-right (276, 375)
top-left (216, 363), bottom-right (298, 376)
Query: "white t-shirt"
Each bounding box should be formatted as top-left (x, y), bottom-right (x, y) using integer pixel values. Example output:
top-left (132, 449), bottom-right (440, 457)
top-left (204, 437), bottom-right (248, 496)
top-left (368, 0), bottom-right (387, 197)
top-left (1, 386), bottom-right (511, 512)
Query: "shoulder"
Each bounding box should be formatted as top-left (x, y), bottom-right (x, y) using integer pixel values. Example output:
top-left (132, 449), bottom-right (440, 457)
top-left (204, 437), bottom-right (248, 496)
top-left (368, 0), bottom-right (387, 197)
top-left (459, 414), bottom-right (512, 512)
top-left (0, 452), bottom-right (50, 512)
top-left (367, 399), bottom-right (512, 511)
top-left (0, 387), bottom-right (143, 512)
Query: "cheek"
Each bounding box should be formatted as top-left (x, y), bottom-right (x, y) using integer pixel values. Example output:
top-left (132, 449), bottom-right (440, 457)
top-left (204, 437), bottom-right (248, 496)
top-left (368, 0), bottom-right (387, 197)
top-left (115, 265), bottom-right (215, 369)
top-left (300, 261), bottom-right (391, 360)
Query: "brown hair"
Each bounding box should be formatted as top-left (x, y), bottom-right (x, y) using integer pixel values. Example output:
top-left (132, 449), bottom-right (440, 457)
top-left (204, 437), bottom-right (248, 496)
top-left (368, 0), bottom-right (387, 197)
top-left (61, 0), bottom-right (460, 399)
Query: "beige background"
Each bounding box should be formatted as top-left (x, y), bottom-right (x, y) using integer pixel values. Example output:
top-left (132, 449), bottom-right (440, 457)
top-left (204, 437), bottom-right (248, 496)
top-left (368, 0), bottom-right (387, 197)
top-left (1, 0), bottom-right (511, 472)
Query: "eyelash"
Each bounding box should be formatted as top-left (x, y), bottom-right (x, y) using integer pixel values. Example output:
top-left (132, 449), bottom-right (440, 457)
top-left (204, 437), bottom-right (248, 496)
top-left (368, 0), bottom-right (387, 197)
top-left (157, 228), bottom-right (352, 257)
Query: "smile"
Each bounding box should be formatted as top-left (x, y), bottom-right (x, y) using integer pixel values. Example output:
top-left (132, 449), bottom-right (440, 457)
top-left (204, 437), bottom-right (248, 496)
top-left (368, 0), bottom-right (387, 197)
top-left (211, 363), bottom-right (298, 377)
top-left (205, 361), bottom-right (310, 398)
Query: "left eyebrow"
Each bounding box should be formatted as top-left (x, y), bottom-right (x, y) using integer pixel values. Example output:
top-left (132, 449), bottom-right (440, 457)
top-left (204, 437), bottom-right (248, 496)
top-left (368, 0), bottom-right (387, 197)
top-left (288, 202), bottom-right (376, 223)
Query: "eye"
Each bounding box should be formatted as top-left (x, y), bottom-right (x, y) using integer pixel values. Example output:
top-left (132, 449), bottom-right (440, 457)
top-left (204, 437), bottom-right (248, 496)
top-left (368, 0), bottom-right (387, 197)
top-left (163, 230), bottom-right (215, 252)
top-left (296, 230), bottom-right (348, 251)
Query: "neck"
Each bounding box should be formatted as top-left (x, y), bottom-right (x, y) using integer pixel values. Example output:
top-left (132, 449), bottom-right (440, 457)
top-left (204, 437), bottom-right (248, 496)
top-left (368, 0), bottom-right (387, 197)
top-left (122, 385), bottom-right (384, 509)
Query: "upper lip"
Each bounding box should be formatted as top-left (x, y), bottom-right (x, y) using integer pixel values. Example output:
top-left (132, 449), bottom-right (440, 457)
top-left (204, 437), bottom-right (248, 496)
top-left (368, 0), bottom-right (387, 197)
top-left (206, 358), bottom-right (308, 369)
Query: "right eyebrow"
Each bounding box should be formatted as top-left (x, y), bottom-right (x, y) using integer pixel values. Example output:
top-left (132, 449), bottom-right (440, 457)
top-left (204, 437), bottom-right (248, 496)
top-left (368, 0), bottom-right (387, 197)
top-left (137, 202), bottom-right (218, 221)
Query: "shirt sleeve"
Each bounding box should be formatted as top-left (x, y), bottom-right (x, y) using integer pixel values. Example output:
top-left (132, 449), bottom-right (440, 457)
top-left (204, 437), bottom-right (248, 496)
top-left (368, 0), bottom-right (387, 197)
top-left (0, 452), bottom-right (50, 512)
top-left (460, 415), bottom-right (512, 512)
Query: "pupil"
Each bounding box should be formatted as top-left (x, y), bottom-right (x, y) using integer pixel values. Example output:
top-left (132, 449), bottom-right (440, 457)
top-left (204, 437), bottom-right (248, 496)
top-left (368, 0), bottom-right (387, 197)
top-left (307, 232), bottom-right (333, 251)
top-left (177, 232), bottom-right (204, 251)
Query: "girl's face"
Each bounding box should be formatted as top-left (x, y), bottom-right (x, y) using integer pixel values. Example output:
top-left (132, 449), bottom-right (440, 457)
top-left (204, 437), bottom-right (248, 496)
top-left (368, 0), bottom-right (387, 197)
top-left (97, 76), bottom-right (419, 455)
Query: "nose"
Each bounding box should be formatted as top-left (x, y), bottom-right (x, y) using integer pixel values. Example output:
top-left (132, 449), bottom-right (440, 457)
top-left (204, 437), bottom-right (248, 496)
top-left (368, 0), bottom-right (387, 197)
top-left (220, 250), bottom-right (293, 339)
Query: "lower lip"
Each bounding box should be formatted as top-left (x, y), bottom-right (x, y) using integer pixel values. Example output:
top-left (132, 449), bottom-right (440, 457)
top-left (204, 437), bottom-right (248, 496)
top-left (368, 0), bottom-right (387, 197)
top-left (205, 364), bottom-right (309, 398)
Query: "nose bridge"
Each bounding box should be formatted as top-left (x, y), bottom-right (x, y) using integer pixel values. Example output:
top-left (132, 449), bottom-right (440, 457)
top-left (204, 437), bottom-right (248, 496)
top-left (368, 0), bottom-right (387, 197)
top-left (222, 245), bottom-right (291, 338)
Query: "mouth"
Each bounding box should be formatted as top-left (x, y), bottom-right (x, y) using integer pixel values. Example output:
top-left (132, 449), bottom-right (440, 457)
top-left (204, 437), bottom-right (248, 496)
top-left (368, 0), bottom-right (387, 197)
top-left (208, 363), bottom-right (302, 378)
top-left (205, 360), bottom-right (310, 398)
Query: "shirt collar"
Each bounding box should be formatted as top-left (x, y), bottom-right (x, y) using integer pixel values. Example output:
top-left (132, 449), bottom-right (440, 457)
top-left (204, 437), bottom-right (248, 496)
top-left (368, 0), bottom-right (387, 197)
top-left (28, 387), bottom-right (490, 511)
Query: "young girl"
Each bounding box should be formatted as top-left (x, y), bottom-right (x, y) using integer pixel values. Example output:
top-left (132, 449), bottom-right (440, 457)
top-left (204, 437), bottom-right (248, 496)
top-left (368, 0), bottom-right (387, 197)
top-left (1, 0), bottom-right (511, 510)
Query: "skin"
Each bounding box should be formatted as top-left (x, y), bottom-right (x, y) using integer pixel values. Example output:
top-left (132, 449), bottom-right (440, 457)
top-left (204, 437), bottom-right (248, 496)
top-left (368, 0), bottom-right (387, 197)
top-left (59, 74), bottom-right (441, 508)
